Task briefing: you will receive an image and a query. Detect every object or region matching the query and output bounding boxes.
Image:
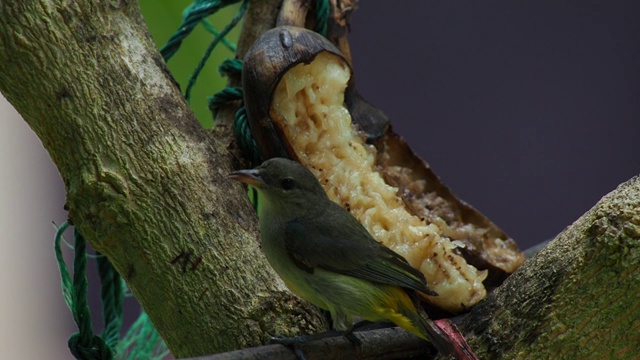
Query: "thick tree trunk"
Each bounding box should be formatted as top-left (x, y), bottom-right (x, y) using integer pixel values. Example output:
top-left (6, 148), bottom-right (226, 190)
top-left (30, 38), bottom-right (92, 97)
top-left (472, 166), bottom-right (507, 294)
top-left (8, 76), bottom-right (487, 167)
top-left (0, 1), bottom-right (325, 358)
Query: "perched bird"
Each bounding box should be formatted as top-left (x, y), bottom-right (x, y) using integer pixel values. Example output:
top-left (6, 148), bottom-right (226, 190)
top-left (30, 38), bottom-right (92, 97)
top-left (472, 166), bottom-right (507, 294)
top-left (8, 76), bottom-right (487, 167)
top-left (230, 157), bottom-right (474, 358)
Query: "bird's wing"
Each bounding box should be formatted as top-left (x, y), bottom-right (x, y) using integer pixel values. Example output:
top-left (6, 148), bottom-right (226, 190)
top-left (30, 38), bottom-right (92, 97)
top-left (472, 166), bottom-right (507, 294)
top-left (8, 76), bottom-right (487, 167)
top-left (283, 204), bottom-right (437, 296)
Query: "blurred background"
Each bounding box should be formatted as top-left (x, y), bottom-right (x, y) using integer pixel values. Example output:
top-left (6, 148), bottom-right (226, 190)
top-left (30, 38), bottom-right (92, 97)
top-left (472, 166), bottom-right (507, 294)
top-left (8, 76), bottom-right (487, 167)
top-left (349, 1), bottom-right (640, 248)
top-left (1, 1), bottom-right (638, 358)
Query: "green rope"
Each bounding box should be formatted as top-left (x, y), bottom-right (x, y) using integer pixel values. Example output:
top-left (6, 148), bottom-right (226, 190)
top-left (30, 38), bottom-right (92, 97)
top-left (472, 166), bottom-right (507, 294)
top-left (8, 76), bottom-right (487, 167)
top-left (97, 253), bottom-right (124, 348)
top-left (55, 222), bottom-right (74, 308)
top-left (233, 106), bottom-right (261, 165)
top-left (200, 19), bottom-right (238, 53)
top-left (117, 312), bottom-right (169, 360)
top-left (208, 59), bottom-right (262, 164)
top-left (55, 223), bottom-right (166, 360)
top-left (55, 222), bottom-right (113, 360)
top-left (314, 0), bottom-right (330, 36)
top-left (218, 58), bottom-right (243, 77)
top-left (184, 0), bottom-right (248, 102)
top-left (208, 86), bottom-right (242, 116)
top-left (160, 0), bottom-right (244, 62)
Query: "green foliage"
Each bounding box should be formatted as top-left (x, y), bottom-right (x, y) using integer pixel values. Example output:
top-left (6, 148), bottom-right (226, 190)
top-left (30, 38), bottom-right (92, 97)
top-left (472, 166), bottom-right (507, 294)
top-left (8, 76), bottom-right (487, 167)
top-left (138, 1), bottom-right (242, 128)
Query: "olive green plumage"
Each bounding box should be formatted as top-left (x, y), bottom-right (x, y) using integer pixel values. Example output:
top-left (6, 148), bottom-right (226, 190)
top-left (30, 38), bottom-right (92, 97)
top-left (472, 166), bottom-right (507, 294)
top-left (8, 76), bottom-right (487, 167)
top-left (230, 157), bottom-right (449, 352)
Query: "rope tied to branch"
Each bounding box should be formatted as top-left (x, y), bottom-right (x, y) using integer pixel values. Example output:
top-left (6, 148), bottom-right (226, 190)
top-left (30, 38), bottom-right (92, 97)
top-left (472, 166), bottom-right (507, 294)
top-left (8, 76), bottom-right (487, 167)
top-left (160, 0), bottom-right (244, 61)
top-left (55, 222), bottom-right (167, 359)
top-left (160, 0), bottom-right (248, 103)
top-left (314, 0), bottom-right (330, 36)
top-left (54, 222), bottom-right (116, 360)
top-left (208, 58), bottom-right (262, 164)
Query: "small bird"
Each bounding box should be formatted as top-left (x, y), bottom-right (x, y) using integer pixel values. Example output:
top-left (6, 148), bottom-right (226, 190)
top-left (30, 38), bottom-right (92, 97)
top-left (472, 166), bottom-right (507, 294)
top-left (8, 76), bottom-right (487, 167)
top-left (230, 158), bottom-right (474, 358)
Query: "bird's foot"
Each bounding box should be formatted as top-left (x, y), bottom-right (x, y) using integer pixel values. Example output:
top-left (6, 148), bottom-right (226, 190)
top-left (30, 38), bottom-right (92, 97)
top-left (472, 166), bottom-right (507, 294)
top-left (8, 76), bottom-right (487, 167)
top-left (343, 331), bottom-right (362, 346)
top-left (268, 335), bottom-right (308, 346)
top-left (268, 328), bottom-right (364, 359)
top-left (269, 336), bottom-right (309, 360)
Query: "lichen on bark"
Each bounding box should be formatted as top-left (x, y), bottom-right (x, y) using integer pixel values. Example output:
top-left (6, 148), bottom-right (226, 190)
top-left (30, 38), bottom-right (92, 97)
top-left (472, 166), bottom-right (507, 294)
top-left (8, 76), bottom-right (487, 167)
top-left (0, 0), bottom-right (326, 357)
top-left (459, 176), bottom-right (640, 359)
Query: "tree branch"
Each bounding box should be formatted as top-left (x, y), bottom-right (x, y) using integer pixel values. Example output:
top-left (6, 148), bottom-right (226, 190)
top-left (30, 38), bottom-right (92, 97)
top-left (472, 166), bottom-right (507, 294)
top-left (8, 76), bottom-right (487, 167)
top-left (179, 175), bottom-right (640, 359)
top-left (0, 1), bottom-right (325, 357)
top-left (458, 175), bottom-right (640, 359)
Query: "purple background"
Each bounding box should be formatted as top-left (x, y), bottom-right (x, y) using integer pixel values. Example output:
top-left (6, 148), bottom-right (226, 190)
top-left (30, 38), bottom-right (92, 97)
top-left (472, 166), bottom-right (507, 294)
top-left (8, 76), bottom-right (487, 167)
top-left (348, 2), bottom-right (640, 249)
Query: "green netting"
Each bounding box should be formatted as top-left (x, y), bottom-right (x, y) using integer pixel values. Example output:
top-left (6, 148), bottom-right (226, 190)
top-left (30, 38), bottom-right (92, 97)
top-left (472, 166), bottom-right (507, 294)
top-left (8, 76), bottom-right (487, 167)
top-left (314, 0), bottom-right (330, 36)
top-left (55, 0), bottom-right (331, 358)
top-left (55, 222), bottom-right (113, 360)
top-left (55, 222), bottom-right (168, 360)
top-left (160, 0), bottom-right (244, 61)
top-left (183, 1), bottom-right (247, 102)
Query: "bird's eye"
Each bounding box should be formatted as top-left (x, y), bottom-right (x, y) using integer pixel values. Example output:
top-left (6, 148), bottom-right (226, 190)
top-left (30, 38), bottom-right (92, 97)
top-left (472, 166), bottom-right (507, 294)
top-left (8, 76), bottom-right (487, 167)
top-left (281, 178), bottom-right (295, 190)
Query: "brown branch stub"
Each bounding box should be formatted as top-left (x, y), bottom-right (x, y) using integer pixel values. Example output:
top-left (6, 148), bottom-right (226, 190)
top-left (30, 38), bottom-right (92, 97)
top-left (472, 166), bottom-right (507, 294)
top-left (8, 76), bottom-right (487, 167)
top-left (327, 0), bottom-right (357, 64)
top-left (276, 0), bottom-right (312, 28)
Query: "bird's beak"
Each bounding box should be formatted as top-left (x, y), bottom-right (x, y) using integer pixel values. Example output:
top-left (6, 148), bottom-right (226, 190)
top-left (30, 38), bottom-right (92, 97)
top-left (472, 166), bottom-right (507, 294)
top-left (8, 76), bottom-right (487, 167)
top-left (229, 169), bottom-right (265, 188)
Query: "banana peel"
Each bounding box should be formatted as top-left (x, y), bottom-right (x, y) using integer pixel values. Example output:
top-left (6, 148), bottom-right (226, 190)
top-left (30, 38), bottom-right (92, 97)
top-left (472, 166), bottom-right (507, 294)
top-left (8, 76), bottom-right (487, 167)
top-left (242, 26), bottom-right (524, 313)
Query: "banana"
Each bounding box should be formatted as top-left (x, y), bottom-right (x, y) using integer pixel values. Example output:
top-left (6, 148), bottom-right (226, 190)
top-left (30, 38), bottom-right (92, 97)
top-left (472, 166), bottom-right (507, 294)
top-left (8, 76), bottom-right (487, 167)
top-left (242, 26), bottom-right (524, 313)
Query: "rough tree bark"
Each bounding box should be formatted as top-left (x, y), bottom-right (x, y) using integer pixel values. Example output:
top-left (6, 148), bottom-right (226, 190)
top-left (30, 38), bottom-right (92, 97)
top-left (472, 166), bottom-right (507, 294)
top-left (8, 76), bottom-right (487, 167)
top-left (0, 1), bottom-right (325, 358)
top-left (458, 175), bottom-right (640, 359)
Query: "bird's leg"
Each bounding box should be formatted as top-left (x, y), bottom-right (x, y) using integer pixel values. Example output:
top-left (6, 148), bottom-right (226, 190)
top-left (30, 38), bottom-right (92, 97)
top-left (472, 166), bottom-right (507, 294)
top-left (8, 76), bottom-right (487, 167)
top-left (268, 330), bottom-right (343, 345)
top-left (343, 331), bottom-right (361, 346)
top-left (349, 319), bottom-right (374, 332)
top-left (340, 320), bottom-right (375, 346)
top-left (269, 330), bottom-right (345, 360)
top-left (268, 335), bottom-right (308, 360)
top-left (269, 321), bottom-right (372, 358)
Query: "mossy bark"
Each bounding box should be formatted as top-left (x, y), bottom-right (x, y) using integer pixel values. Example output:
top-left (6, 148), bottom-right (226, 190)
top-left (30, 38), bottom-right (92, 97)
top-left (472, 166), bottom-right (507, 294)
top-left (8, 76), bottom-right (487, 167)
top-left (0, 1), bottom-right (325, 357)
top-left (457, 175), bottom-right (640, 359)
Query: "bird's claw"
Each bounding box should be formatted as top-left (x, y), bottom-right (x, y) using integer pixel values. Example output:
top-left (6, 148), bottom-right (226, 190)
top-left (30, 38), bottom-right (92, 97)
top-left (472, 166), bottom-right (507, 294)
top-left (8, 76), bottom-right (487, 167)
top-left (269, 336), bottom-right (308, 360)
top-left (268, 330), bottom-right (361, 359)
top-left (344, 332), bottom-right (362, 347)
top-left (268, 335), bottom-right (308, 345)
